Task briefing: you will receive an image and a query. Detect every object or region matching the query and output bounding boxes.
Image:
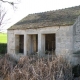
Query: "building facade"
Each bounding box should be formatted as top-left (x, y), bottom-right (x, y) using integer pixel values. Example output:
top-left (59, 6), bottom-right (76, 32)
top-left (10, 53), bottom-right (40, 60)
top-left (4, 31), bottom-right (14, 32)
top-left (7, 6), bottom-right (80, 65)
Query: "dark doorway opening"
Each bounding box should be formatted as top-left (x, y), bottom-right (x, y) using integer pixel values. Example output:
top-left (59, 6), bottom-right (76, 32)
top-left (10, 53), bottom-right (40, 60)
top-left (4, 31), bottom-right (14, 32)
top-left (31, 34), bottom-right (38, 54)
top-left (36, 34), bottom-right (38, 52)
top-left (19, 35), bottom-right (24, 53)
top-left (45, 34), bottom-right (55, 54)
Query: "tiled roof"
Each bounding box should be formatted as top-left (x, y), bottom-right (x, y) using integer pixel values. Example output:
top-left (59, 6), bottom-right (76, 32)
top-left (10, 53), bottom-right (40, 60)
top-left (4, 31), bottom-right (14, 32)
top-left (8, 5), bottom-right (80, 30)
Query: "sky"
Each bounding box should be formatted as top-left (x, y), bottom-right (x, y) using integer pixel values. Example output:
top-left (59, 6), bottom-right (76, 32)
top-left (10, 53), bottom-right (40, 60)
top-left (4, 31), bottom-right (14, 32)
top-left (0, 0), bottom-right (80, 32)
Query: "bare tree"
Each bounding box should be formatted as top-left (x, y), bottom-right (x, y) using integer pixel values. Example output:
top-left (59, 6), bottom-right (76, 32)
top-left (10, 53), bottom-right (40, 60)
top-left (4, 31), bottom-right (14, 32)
top-left (0, 0), bottom-right (15, 6)
top-left (0, 0), bottom-right (20, 6)
top-left (0, 0), bottom-right (20, 30)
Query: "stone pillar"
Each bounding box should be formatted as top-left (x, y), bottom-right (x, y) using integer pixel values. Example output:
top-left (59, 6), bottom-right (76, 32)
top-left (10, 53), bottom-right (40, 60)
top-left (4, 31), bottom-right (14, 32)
top-left (42, 34), bottom-right (45, 55)
top-left (24, 34), bottom-right (27, 55)
top-left (38, 33), bottom-right (45, 56)
top-left (15, 35), bottom-right (19, 53)
top-left (26, 35), bottom-right (32, 54)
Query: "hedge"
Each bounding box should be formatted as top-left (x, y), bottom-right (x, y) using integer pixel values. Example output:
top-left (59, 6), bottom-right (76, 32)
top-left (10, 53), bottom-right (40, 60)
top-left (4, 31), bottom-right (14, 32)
top-left (0, 43), bottom-right (7, 54)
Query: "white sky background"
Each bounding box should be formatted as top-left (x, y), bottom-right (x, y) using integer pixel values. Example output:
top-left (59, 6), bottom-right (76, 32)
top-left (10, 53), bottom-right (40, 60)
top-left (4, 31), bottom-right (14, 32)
top-left (1, 0), bottom-right (80, 32)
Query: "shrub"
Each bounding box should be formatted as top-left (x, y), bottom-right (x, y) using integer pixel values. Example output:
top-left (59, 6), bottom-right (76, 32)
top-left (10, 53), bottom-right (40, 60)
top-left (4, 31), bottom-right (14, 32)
top-left (0, 43), bottom-right (7, 54)
top-left (0, 54), bottom-right (74, 80)
top-left (73, 50), bottom-right (80, 54)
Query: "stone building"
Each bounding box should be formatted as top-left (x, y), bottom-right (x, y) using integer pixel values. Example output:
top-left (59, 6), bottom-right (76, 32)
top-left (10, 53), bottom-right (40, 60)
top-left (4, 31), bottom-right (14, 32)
top-left (7, 6), bottom-right (80, 64)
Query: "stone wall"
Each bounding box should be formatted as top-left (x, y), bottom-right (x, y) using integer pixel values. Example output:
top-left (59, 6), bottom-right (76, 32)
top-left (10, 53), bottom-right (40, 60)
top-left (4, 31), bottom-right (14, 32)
top-left (70, 16), bottom-right (80, 65)
top-left (7, 26), bottom-right (73, 56)
top-left (56, 26), bottom-right (73, 55)
top-left (7, 17), bottom-right (80, 65)
top-left (7, 30), bottom-right (15, 54)
top-left (73, 16), bottom-right (80, 52)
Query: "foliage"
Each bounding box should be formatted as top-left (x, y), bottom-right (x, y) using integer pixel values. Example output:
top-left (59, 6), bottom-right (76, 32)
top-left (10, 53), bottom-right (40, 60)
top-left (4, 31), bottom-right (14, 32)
top-left (73, 50), bottom-right (80, 54)
top-left (72, 64), bottom-right (80, 77)
top-left (0, 43), bottom-right (7, 54)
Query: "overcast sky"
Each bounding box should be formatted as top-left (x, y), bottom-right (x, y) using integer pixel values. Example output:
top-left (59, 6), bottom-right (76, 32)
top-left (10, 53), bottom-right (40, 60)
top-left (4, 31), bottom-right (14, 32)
top-left (1, 0), bottom-right (80, 32)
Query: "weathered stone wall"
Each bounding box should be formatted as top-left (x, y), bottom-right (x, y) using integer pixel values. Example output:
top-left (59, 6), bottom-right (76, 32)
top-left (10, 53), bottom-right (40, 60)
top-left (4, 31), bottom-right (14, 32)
top-left (56, 26), bottom-right (73, 56)
top-left (7, 30), bottom-right (15, 54)
top-left (7, 26), bottom-right (73, 56)
top-left (7, 30), bottom-right (25, 54)
top-left (73, 16), bottom-right (80, 52)
top-left (7, 16), bottom-right (80, 65)
top-left (70, 16), bottom-right (80, 65)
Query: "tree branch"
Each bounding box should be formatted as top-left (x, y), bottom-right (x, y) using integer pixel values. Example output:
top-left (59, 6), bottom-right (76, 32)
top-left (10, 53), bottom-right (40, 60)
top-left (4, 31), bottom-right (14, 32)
top-left (0, 0), bottom-right (15, 5)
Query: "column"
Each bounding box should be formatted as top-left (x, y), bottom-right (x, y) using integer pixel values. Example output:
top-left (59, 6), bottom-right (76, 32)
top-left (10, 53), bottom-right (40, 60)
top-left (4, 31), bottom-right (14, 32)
top-left (24, 34), bottom-right (27, 55)
top-left (38, 33), bottom-right (45, 56)
top-left (15, 35), bottom-right (19, 53)
top-left (24, 34), bottom-right (31, 55)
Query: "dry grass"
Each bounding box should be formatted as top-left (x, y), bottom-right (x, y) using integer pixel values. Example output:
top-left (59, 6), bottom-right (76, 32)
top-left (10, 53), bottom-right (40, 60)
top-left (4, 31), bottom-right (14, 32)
top-left (0, 54), bottom-right (74, 80)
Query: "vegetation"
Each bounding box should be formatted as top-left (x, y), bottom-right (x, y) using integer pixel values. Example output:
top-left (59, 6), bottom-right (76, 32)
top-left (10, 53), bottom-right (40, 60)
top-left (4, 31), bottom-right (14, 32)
top-left (0, 43), bottom-right (7, 54)
top-left (73, 50), bottom-right (80, 54)
top-left (0, 54), bottom-right (74, 80)
top-left (0, 33), bottom-right (7, 54)
top-left (0, 33), bottom-right (7, 43)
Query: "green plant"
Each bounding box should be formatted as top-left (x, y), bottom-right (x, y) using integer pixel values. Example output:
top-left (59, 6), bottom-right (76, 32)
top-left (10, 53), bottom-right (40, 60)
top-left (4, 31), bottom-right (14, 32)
top-left (73, 50), bottom-right (80, 54)
top-left (0, 43), bottom-right (7, 54)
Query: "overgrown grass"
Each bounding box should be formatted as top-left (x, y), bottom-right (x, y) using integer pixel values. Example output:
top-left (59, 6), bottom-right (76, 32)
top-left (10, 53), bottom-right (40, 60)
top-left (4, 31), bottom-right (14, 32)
top-left (0, 54), bottom-right (74, 80)
top-left (0, 33), bottom-right (7, 43)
